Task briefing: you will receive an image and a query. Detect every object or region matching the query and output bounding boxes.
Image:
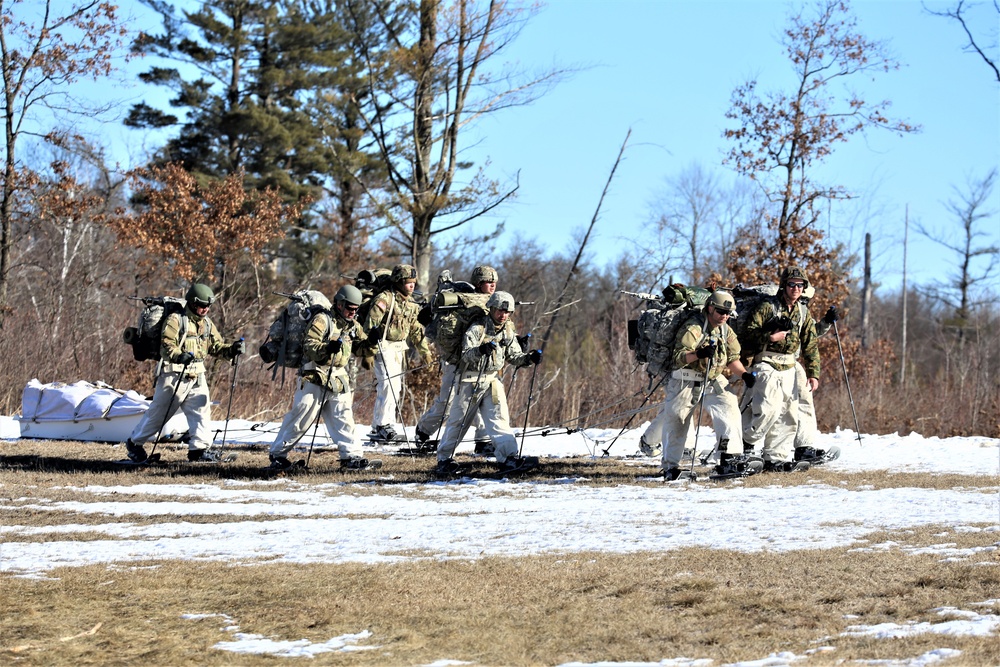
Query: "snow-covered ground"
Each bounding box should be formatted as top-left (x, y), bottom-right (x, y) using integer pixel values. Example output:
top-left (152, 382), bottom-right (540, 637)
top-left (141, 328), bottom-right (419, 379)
top-left (2, 416), bottom-right (998, 666)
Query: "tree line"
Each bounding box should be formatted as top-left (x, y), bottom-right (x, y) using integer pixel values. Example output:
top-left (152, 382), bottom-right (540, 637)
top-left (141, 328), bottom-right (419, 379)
top-left (0, 0), bottom-right (996, 438)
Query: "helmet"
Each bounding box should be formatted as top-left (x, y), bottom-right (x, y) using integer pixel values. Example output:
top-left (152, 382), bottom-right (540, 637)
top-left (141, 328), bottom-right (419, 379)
top-left (471, 265), bottom-right (498, 285)
top-left (186, 283), bottom-right (215, 307)
top-left (391, 264), bottom-right (417, 283)
top-left (486, 291), bottom-right (516, 312)
top-left (779, 266), bottom-right (809, 289)
top-left (707, 290), bottom-right (736, 315)
top-left (334, 284), bottom-right (363, 306)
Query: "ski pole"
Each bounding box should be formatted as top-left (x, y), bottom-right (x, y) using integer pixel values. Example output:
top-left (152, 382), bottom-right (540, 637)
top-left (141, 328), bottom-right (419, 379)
top-left (832, 321), bottom-right (863, 446)
top-left (600, 373), bottom-right (667, 457)
top-left (216, 339), bottom-right (243, 459)
top-left (517, 361), bottom-right (539, 456)
top-left (147, 355), bottom-right (194, 460)
top-left (685, 356), bottom-right (712, 479)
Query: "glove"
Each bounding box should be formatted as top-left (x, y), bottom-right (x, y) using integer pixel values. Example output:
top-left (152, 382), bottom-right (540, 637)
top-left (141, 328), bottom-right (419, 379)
top-left (417, 304), bottom-right (434, 326)
top-left (742, 371), bottom-right (757, 389)
top-left (232, 339), bottom-right (246, 356)
top-left (177, 351), bottom-right (195, 365)
top-left (527, 349), bottom-right (542, 365)
top-left (366, 325), bottom-right (384, 342)
top-left (478, 340), bottom-right (497, 356)
top-left (516, 333), bottom-right (532, 349)
top-left (694, 340), bottom-right (717, 359)
top-left (325, 338), bottom-right (343, 355)
top-left (823, 306), bottom-right (839, 324)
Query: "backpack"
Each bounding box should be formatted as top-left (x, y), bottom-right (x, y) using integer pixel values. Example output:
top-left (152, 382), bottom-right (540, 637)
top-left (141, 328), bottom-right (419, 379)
top-left (122, 296), bottom-right (188, 362)
top-left (627, 284), bottom-right (710, 377)
top-left (730, 284), bottom-right (810, 354)
top-left (354, 268), bottom-right (393, 327)
top-left (259, 290), bottom-right (333, 381)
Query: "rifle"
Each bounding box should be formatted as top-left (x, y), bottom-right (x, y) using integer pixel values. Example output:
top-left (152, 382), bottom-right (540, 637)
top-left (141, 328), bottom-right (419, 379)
top-left (618, 289), bottom-right (663, 303)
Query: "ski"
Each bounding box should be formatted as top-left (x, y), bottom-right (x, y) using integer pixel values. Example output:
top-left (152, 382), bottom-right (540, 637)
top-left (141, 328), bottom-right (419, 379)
top-left (111, 452), bottom-right (162, 467)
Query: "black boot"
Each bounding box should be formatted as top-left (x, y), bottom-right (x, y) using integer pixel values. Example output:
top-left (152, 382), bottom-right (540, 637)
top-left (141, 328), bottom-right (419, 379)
top-left (125, 438), bottom-right (147, 463)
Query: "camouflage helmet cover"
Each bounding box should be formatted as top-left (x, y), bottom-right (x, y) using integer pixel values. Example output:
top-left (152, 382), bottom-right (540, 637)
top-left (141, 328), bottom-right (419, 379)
top-left (335, 284), bottom-right (363, 306)
top-left (186, 283), bottom-right (215, 307)
top-left (779, 266), bottom-right (810, 289)
top-left (471, 265), bottom-right (498, 285)
top-left (707, 290), bottom-right (736, 315)
top-left (486, 290), bottom-right (516, 312)
top-left (391, 264), bottom-right (417, 283)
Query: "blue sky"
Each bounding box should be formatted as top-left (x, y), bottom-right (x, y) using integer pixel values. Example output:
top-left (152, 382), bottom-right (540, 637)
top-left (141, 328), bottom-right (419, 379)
top-left (455, 0), bottom-right (1000, 294)
top-left (81, 1), bottom-right (1000, 295)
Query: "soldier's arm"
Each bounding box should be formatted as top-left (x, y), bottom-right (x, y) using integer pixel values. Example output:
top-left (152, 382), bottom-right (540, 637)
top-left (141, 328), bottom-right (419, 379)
top-left (459, 323), bottom-right (489, 368)
top-left (303, 314), bottom-right (334, 364)
top-left (801, 316), bottom-right (821, 379)
top-left (671, 324), bottom-right (701, 369)
top-left (160, 313), bottom-right (186, 362)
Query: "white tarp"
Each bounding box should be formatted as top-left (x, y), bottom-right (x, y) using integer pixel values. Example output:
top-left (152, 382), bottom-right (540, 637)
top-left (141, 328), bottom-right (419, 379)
top-left (20, 379), bottom-right (151, 422)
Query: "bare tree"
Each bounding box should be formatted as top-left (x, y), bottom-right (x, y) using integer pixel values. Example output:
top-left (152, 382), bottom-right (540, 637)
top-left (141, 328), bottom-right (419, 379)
top-left (926, 0), bottom-right (1000, 82)
top-left (917, 167), bottom-right (999, 328)
top-left (343, 0), bottom-right (569, 288)
top-left (0, 0), bottom-right (128, 327)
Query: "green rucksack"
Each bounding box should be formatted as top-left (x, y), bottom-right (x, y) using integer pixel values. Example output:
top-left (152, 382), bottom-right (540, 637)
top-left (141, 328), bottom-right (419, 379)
top-left (627, 284), bottom-right (711, 377)
top-left (122, 296), bottom-right (189, 362)
top-left (258, 290), bottom-right (333, 378)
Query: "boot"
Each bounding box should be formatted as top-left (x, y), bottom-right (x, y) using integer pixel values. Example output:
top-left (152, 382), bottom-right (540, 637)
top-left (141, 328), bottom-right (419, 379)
top-left (434, 457), bottom-right (464, 475)
top-left (474, 439), bottom-right (495, 456)
top-left (639, 436), bottom-right (662, 457)
top-left (340, 456), bottom-right (382, 471)
top-left (125, 438), bottom-right (147, 463)
top-left (268, 454), bottom-right (292, 470)
top-left (187, 448), bottom-right (222, 462)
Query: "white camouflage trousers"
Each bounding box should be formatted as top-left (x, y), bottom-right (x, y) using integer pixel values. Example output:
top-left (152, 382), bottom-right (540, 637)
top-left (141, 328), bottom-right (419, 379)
top-left (270, 379), bottom-right (360, 460)
top-left (743, 363), bottom-right (799, 462)
top-left (436, 373), bottom-right (518, 463)
top-left (372, 340), bottom-right (408, 429)
top-left (660, 375), bottom-right (742, 469)
top-left (416, 360), bottom-right (488, 439)
top-left (130, 371), bottom-right (211, 451)
top-left (793, 362), bottom-right (817, 449)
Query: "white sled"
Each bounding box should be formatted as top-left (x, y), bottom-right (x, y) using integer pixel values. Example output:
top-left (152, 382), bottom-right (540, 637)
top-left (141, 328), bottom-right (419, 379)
top-left (15, 379), bottom-right (188, 443)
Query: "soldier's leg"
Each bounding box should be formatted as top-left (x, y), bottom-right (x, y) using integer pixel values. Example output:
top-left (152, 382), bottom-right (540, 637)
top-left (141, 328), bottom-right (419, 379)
top-left (129, 372), bottom-right (182, 444)
top-left (706, 384), bottom-right (743, 455)
top-left (371, 342), bottom-right (405, 430)
top-left (322, 389), bottom-right (361, 460)
top-left (479, 380), bottom-right (519, 463)
top-left (436, 381), bottom-right (477, 462)
top-left (417, 360), bottom-right (456, 437)
top-left (640, 404), bottom-right (667, 456)
top-left (180, 375), bottom-right (213, 451)
top-left (660, 378), bottom-right (696, 470)
top-left (744, 365), bottom-right (783, 455)
top-left (270, 380), bottom-right (323, 459)
top-left (793, 362), bottom-right (818, 449)
top-left (759, 366), bottom-right (797, 463)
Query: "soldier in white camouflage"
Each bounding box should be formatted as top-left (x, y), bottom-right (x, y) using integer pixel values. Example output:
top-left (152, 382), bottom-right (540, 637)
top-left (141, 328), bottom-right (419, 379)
top-left (124, 283), bottom-right (245, 463)
top-left (742, 267), bottom-right (821, 471)
top-left (434, 291), bottom-right (542, 474)
top-left (414, 265), bottom-right (497, 454)
top-left (363, 264), bottom-right (432, 441)
top-left (659, 290), bottom-right (756, 480)
top-left (268, 285), bottom-right (380, 471)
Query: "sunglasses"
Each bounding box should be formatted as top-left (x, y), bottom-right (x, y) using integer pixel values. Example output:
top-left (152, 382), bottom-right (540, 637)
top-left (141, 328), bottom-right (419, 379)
top-left (787, 282), bottom-right (806, 289)
top-left (343, 305), bottom-right (359, 313)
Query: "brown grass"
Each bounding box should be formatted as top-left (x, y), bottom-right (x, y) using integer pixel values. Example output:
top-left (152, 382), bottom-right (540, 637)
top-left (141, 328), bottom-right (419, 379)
top-left (3, 439), bottom-right (999, 666)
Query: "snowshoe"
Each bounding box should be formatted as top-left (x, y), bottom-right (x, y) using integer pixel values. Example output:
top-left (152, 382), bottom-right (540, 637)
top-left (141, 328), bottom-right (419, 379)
top-left (396, 439), bottom-right (439, 456)
top-left (340, 456), bottom-right (383, 471)
top-left (762, 459), bottom-right (810, 473)
top-left (497, 455), bottom-right (540, 476)
top-left (709, 454), bottom-right (764, 480)
top-left (112, 452), bottom-right (162, 467)
top-left (265, 457), bottom-right (307, 473)
top-left (663, 466), bottom-right (697, 482)
top-left (794, 445), bottom-right (841, 466)
top-left (433, 457), bottom-right (469, 477)
top-left (187, 448), bottom-right (236, 463)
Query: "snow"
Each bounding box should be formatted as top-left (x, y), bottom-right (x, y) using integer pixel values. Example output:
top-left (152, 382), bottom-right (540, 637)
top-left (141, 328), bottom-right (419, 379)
top-left (2, 415), bottom-right (999, 665)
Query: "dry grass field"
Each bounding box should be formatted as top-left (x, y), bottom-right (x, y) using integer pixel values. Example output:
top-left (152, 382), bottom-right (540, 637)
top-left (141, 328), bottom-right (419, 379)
top-left (2, 439), bottom-right (999, 666)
